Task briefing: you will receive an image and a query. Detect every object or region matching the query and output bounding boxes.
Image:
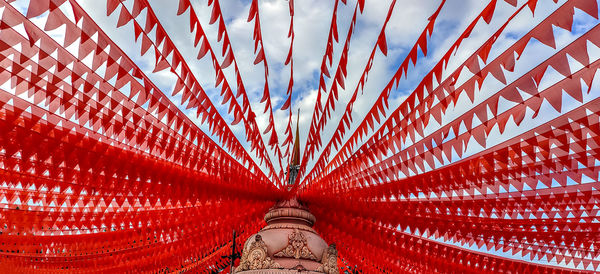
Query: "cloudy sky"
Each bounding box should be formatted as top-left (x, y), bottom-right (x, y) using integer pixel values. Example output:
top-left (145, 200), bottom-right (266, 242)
top-left (5, 0), bottom-right (600, 270)
top-left (53, 0), bottom-right (595, 180)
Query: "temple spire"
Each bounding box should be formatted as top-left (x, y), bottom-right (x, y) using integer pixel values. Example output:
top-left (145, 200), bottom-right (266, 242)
top-left (288, 109), bottom-right (301, 186)
top-left (291, 108), bottom-right (301, 166)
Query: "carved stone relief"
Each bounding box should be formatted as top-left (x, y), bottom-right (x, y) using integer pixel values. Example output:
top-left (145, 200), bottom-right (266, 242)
top-left (235, 235), bottom-right (281, 272)
top-left (274, 228), bottom-right (318, 260)
top-left (317, 244), bottom-right (339, 274)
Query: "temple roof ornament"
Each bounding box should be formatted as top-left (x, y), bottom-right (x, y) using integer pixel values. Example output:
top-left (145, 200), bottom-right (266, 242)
top-left (274, 229), bottom-right (318, 260)
top-left (317, 244), bottom-right (339, 274)
top-left (235, 235), bottom-right (282, 272)
top-left (234, 199), bottom-right (338, 273)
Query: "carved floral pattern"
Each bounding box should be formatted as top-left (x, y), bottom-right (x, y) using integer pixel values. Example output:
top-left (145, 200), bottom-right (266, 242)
top-left (235, 235), bottom-right (281, 272)
top-left (317, 244), bottom-right (339, 274)
top-left (274, 229), bottom-right (318, 260)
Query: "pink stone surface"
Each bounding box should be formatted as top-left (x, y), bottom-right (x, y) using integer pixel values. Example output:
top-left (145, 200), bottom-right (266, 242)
top-left (237, 199), bottom-right (330, 273)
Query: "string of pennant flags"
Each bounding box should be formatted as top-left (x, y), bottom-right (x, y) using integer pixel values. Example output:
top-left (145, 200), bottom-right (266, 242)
top-left (1, 0), bottom-right (600, 272)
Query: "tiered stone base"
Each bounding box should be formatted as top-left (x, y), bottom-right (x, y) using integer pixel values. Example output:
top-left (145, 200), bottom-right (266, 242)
top-left (234, 199), bottom-right (339, 274)
top-left (236, 270), bottom-right (323, 274)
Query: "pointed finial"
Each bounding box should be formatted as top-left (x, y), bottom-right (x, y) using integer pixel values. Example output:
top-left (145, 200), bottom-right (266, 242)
top-left (291, 108), bottom-right (301, 167)
top-left (288, 109), bottom-right (301, 186)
